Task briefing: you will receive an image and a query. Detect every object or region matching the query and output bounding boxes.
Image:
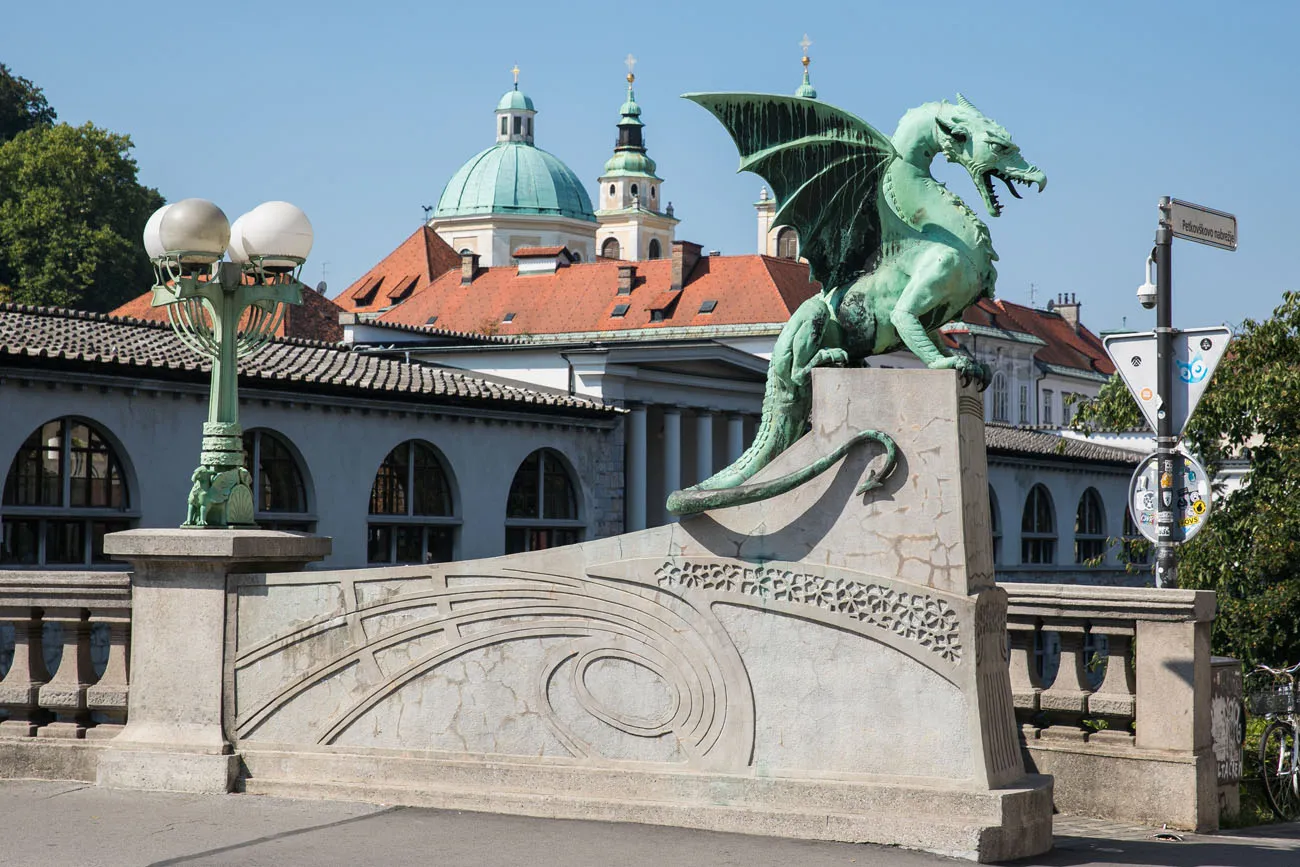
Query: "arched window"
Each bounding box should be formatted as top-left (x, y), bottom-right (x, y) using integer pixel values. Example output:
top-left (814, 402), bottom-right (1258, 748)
top-left (989, 371), bottom-right (1010, 423)
top-left (601, 237), bottom-right (621, 260)
top-left (648, 238), bottom-right (662, 260)
top-left (1074, 488), bottom-right (1107, 563)
top-left (505, 448), bottom-right (583, 554)
top-left (242, 429), bottom-right (313, 531)
top-left (2, 418), bottom-right (134, 565)
top-left (776, 226), bottom-right (799, 259)
top-left (367, 440), bottom-right (459, 565)
top-left (571, 250), bottom-right (582, 263)
top-left (608, 184), bottom-right (616, 198)
top-left (631, 183), bottom-right (639, 198)
top-left (1021, 484), bottom-right (1056, 564)
top-left (1122, 509), bottom-right (1150, 565)
top-left (989, 485), bottom-right (1002, 565)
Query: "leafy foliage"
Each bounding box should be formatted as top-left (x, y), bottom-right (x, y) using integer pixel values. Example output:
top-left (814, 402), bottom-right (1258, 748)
top-left (0, 122), bottom-right (163, 311)
top-left (1072, 291), bottom-right (1300, 667)
top-left (0, 63), bottom-right (55, 144)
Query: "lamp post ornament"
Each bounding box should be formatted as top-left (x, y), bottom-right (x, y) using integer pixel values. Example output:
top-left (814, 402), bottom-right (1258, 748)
top-left (143, 198), bottom-right (313, 529)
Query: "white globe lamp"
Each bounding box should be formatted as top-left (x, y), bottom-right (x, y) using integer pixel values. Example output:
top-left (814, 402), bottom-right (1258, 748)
top-left (227, 213), bottom-right (251, 265)
top-left (150, 198), bottom-right (231, 269)
top-left (236, 201), bottom-right (313, 272)
top-left (142, 203), bottom-right (173, 260)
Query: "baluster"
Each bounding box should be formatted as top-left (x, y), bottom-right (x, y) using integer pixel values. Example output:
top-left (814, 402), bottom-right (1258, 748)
top-left (0, 607), bottom-right (50, 736)
top-left (1087, 624), bottom-right (1136, 745)
top-left (1039, 620), bottom-right (1091, 741)
top-left (1006, 618), bottom-right (1043, 739)
top-left (85, 611), bottom-right (130, 739)
top-left (37, 607), bottom-right (93, 738)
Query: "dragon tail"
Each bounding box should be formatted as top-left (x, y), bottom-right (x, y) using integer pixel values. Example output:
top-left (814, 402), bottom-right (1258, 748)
top-left (665, 368), bottom-right (897, 516)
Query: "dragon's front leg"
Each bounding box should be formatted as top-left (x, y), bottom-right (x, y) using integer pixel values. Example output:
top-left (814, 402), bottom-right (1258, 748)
top-left (889, 250), bottom-right (991, 389)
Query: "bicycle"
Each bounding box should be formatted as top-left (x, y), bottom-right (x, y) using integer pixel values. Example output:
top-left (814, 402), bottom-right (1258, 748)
top-left (1247, 660), bottom-right (1300, 821)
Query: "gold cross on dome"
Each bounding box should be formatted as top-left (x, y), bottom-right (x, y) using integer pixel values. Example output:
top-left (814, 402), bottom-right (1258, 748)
top-left (625, 53), bottom-right (637, 75)
top-left (800, 33), bottom-right (812, 54)
top-left (511, 64), bottom-right (520, 86)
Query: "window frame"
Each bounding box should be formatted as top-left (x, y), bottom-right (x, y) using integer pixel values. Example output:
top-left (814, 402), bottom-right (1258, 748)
top-left (601, 237), bottom-right (621, 259)
top-left (243, 428), bottom-right (316, 532)
top-left (1020, 484), bottom-right (1056, 565)
top-left (990, 371), bottom-right (1010, 423)
top-left (504, 448), bottom-right (584, 554)
top-left (1074, 487), bottom-right (1107, 564)
top-left (1, 417), bottom-right (137, 566)
top-left (776, 226), bottom-right (798, 259)
top-left (648, 238), bottom-right (661, 260)
top-left (366, 440), bottom-right (461, 565)
top-left (1041, 389), bottom-right (1054, 426)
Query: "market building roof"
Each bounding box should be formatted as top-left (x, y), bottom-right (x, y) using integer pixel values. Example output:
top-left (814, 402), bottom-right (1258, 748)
top-left (0, 303), bottom-right (613, 416)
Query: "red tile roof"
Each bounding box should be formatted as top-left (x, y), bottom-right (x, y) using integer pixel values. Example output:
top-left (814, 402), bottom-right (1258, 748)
top-left (377, 253), bottom-right (821, 336)
top-left (110, 282), bottom-right (345, 343)
top-left (335, 226), bottom-right (463, 315)
top-left (956, 298), bottom-right (1115, 377)
top-left (513, 246), bottom-right (570, 258)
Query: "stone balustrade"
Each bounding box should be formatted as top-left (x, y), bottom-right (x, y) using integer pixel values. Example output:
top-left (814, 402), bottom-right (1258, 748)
top-left (1004, 583), bottom-right (1220, 831)
top-left (0, 572), bottom-right (131, 743)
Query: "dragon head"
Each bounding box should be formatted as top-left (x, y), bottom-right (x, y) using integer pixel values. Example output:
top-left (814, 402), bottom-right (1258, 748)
top-left (934, 94), bottom-right (1046, 217)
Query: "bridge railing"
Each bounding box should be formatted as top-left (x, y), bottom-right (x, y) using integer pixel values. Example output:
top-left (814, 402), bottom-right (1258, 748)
top-left (1004, 583), bottom-right (1226, 831)
top-left (0, 572), bottom-right (131, 741)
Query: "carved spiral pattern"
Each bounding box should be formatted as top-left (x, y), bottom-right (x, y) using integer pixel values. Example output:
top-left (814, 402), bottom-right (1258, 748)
top-left (655, 561), bottom-right (962, 663)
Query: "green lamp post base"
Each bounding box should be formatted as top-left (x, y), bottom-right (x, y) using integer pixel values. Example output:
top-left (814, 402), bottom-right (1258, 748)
top-left (182, 422), bottom-right (256, 528)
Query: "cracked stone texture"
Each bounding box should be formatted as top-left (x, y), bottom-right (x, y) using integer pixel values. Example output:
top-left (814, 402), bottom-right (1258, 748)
top-left (714, 604), bottom-right (972, 778)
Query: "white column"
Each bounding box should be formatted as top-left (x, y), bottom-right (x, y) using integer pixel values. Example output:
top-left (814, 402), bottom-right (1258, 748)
top-left (662, 407), bottom-right (681, 524)
top-left (695, 410), bottom-right (714, 483)
top-left (726, 413), bottom-right (745, 463)
top-left (626, 404), bottom-right (647, 531)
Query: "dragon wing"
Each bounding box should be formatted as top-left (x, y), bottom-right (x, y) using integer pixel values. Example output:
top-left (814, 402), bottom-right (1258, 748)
top-left (683, 93), bottom-right (897, 290)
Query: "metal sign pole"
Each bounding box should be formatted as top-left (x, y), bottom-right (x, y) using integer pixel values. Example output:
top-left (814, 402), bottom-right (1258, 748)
top-left (1155, 196), bottom-right (1180, 589)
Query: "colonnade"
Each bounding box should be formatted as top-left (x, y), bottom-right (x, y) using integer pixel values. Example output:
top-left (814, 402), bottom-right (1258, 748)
top-left (625, 404), bottom-right (753, 531)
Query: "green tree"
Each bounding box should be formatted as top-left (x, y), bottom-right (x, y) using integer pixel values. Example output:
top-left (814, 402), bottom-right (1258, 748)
top-left (1073, 291), bottom-right (1300, 666)
top-left (0, 63), bottom-right (56, 144)
top-left (0, 122), bottom-right (163, 311)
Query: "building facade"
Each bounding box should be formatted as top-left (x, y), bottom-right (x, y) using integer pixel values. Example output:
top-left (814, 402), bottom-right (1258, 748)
top-left (0, 305), bottom-right (621, 570)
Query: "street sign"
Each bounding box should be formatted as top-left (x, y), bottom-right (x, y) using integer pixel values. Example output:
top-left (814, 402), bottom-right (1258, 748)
top-left (1103, 326), bottom-right (1231, 437)
top-left (1129, 452), bottom-right (1211, 544)
top-left (1169, 199), bottom-right (1237, 251)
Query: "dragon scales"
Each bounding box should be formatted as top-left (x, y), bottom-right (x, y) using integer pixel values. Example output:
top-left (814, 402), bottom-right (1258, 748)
top-left (666, 93), bottom-right (1046, 516)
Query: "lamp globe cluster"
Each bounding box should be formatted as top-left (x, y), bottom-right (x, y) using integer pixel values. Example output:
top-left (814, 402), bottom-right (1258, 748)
top-left (143, 198), bottom-right (314, 274)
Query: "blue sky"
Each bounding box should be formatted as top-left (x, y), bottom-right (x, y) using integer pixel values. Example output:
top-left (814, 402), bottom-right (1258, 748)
top-left (3, 1), bottom-right (1295, 334)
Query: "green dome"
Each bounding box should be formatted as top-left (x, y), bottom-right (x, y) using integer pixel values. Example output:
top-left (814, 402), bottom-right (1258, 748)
top-left (435, 142), bottom-right (595, 222)
top-left (496, 89), bottom-right (535, 112)
top-left (602, 150), bottom-right (659, 178)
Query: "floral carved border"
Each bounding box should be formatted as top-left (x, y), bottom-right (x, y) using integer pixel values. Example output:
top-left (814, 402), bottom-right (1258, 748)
top-left (655, 561), bottom-right (962, 664)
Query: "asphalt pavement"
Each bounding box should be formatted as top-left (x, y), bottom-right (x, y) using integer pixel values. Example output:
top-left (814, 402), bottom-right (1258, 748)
top-left (1, 780), bottom-right (1297, 867)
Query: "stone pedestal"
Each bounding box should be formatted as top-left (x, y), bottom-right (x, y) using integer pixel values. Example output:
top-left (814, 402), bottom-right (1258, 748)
top-left (223, 371), bottom-right (1052, 862)
top-left (98, 529), bottom-right (329, 794)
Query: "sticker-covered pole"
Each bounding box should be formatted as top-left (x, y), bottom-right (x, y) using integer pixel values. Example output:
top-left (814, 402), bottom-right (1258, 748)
top-left (1155, 197), bottom-right (1179, 589)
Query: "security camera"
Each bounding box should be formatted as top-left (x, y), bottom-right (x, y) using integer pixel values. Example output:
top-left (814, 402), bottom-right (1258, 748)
top-left (1136, 255), bottom-right (1157, 309)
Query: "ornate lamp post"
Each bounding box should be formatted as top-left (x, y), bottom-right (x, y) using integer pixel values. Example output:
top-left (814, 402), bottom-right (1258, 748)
top-left (142, 198), bottom-right (313, 528)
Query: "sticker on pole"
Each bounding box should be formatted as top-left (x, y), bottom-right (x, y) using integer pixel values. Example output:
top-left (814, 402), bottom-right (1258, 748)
top-left (1103, 326), bottom-right (1231, 437)
top-left (1128, 452), bottom-right (1211, 544)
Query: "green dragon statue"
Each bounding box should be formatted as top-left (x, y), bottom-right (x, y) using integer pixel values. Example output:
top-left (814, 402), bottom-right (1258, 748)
top-left (666, 93), bottom-right (1046, 516)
